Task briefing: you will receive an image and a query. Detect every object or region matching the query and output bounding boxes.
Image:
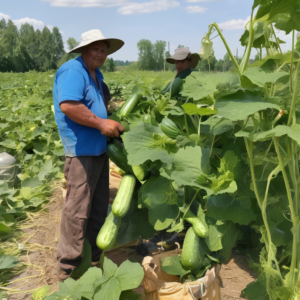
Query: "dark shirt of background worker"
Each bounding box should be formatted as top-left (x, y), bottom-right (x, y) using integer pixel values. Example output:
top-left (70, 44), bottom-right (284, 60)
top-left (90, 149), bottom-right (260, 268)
top-left (161, 47), bottom-right (200, 98)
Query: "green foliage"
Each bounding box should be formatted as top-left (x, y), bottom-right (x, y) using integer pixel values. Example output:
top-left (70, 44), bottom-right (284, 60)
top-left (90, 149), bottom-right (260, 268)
top-left (0, 256), bottom-right (19, 269)
top-left (0, 19), bottom-right (65, 72)
top-left (44, 257), bottom-right (143, 300)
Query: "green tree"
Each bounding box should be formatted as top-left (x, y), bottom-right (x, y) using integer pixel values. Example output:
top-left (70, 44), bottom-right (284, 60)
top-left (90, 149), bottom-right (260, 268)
top-left (137, 39), bottom-right (155, 70)
top-left (177, 44), bottom-right (184, 49)
top-left (37, 26), bottom-right (56, 71)
top-left (58, 37), bottom-right (80, 67)
top-left (67, 37), bottom-right (79, 51)
top-left (153, 40), bottom-right (166, 71)
top-left (52, 27), bottom-right (65, 62)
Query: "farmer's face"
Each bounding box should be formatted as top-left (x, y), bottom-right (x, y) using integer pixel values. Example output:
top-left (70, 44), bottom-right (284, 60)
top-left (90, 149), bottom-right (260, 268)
top-left (82, 41), bottom-right (108, 70)
top-left (175, 59), bottom-right (191, 73)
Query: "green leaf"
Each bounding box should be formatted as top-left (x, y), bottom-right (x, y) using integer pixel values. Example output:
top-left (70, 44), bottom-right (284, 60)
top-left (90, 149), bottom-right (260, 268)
top-left (219, 221), bottom-right (239, 262)
top-left (0, 139), bottom-right (16, 148)
top-left (236, 124), bottom-right (300, 146)
top-left (243, 60), bottom-right (289, 88)
top-left (207, 194), bottom-right (256, 225)
top-left (74, 267), bottom-right (103, 300)
top-left (38, 159), bottom-right (53, 180)
top-left (123, 123), bottom-right (176, 166)
top-left (181, 72), bottom-right (240, 102)
top-left (103, 257), bottom-right (118, 278)
top-left (71, 238), bottom-right (92, 279)
top-left (120, 291), bottom-right (142, 300)
top-left (21, 177), bottom-right (42, 188)
top-left (201, 117), bottom-right (233, 135)
top-left (114, 260), bottom-right (144, 291)
top-left (161, 255), bottom-right (190, 276)
top-left (171, 146), bottom-right (211, 189)
top-left (32, 285), bottom-right (51, 300)
top-left (215, 91), bottom-right (281, 121)
top-left (94, 277), bottom-right (121, 300)
top-left (181, 103), bottom-right (218, 116)
top-left (0, 223), bottom-right (12, 235)
top-left (243, 279), bottom-right (269, 300)
top-left (205, 219), bottom-right (224, 252)
top-left (0, 255), bottom-right (20, 269)
top-left (138, 176), bottom-right (179, 230)
top-left (20, 187), bottom-right (32, 200)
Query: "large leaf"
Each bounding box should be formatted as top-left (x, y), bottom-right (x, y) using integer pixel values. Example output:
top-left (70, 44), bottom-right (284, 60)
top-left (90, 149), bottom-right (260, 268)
top-left (94, 277), bottom-right (121, 300)
top-left (138, 176), bottom-right (179, 230)
top-left (215, 91), bottom-right (281, 121)
top-left (122, 122), bottom-right (176, 166)
top-left (38, 158), bottom-right (53, 180)
top-left (236, 124), bottom-right (300, 145)
top-left (181, 72), bottom-right (240, 102)
top-left (243, 279), bottom-right (269, 300)
top-left (243, 60), bottom-right (289, 88)
top-left (114, 260), bottom-right (144, 291)
top-left (170, 146), bottom-right (211, 189)
top-left (0, 255), bottom-right (20, 269)
top-left (207, 194), bottom-right (256, 225)
top-left (161, 255), bottom-right (190, 276)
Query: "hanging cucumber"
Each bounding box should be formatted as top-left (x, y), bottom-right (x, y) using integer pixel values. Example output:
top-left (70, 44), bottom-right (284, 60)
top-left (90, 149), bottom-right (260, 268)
top-left (120, 94), bottom-right (140, 118)
top-left (96, 211), bottom-right (121, 250)
top-left (112, 174), bottom-right (136, 218)
top-left (107, 143), bottom-right (133, 174)
top-left (181, 227), bottom-right (203, 270)
top-left (184, 210), bottom-right (209, 238)
top-left (161, 118), bottom-right (182, 139)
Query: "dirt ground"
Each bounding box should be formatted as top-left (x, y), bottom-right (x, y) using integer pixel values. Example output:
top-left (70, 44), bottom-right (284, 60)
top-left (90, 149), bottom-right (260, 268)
top-left (6, 173), bottom-right (256, 300)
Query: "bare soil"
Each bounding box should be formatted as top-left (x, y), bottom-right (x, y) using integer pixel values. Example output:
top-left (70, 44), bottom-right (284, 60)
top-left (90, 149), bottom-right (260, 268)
top-left (7, 173), bottom-right (256, 300)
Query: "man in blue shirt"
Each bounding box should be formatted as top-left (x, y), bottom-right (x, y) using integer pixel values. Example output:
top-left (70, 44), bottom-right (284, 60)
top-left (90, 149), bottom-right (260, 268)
top-left (53, 29), bottom-right (124, 280)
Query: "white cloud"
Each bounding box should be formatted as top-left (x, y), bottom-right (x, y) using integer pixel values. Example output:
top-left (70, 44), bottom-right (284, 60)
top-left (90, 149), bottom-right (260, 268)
top-left (218, 16), bottom-right (250, 30)
top-left (185, 5), bottom-right (207, 13)
top-left (118, 0), bottom-right (179, 15)
top-left (0, 12), bottom-right (11, 21)
top-left (42, 0), bottom-right (130, 7)
top-left (0, 12), bottom-right (57, 32)
top-left (13, 17), bottom-right (46, 30)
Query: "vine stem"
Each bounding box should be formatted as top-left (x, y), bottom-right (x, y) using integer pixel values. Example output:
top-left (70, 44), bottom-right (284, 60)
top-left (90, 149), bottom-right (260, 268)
top-left (239, 9), bottom-right (254, 74)
top-left (210, 23), bottom-right (241, 77)
top-left (290, 29), bottom-right (295, 93)
top-left (288, 61), bottom-right (300, 126)
top-left (244, 138), bottom-right (276, 298)
top-left (274, 137), bottom-right (299, 291)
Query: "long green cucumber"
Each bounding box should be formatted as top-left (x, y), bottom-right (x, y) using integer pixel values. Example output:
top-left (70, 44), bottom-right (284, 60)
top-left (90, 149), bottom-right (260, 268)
top-left (181, 227), bottom-right (203, 270)
top-left (96, 211), bottom-right (121, 250)
top-left (120, 94), bottom-right (140, 117)
top-left (112, 174), bottom-right (136, 218)
top-left (107, 143), bottom-right (133, 174)
top-left (184, 210), bottom-right (209, 238)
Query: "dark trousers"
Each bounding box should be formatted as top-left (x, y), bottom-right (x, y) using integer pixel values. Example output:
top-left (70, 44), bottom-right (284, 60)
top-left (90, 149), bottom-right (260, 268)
top-left (56, 153), bottom-right (109, 276)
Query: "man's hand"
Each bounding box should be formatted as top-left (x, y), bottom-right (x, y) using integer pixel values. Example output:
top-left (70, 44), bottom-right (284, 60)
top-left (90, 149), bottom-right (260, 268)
top-left (98, 119), bottom-right (124, 138)
top-left (60, 101), bottom-right (123, 137)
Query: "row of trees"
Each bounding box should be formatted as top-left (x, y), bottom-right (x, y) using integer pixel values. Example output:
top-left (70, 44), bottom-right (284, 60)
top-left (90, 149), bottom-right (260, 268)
top-left (0, 18), bottom-right (65, 72)
top-left (135, 39), bottom-right (259, 72)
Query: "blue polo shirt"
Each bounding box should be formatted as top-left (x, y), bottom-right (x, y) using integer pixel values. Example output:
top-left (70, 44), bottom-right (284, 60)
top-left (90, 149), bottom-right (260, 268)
top-left (53, 56), bottom-right (107, 157)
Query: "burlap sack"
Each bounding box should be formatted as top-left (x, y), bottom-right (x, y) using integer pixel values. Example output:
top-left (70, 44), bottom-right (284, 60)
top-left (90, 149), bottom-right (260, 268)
top-left (142, 249), bottom-right (221, 300)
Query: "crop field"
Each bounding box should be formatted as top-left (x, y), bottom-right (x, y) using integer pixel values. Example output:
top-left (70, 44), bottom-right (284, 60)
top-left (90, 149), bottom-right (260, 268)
top-left (1, 1), bottom-right (300, 299)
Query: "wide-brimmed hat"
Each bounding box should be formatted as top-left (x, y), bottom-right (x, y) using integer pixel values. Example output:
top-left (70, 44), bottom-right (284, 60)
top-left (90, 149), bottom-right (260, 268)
top-left (166, 47), bottom-right (200, 68)
top-left (68, 29), bottom-right (124, 55)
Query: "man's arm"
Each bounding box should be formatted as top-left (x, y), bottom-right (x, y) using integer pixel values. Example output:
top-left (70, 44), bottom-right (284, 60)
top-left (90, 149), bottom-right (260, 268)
top-left (60, 101), bottom-right (123, 138)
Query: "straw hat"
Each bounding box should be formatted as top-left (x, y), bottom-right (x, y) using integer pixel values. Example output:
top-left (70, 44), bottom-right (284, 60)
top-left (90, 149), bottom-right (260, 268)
top-left (68, 29), bottom-right (124, 55)
top-left (166, 47), bottom-right (200, 68)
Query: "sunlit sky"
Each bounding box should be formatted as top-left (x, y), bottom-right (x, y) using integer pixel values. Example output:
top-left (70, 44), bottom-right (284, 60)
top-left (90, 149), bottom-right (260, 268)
top-left (0, 0), bottom-right (295, 61)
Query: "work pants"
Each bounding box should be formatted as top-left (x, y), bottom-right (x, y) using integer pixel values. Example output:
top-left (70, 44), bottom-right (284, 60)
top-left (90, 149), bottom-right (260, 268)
top-left (56, 153), bottom-right (109, 279)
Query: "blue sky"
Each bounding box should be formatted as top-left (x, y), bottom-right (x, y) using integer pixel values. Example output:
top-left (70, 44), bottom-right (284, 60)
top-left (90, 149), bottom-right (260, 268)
top-left (0, 0), bottom-right (294, 61)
